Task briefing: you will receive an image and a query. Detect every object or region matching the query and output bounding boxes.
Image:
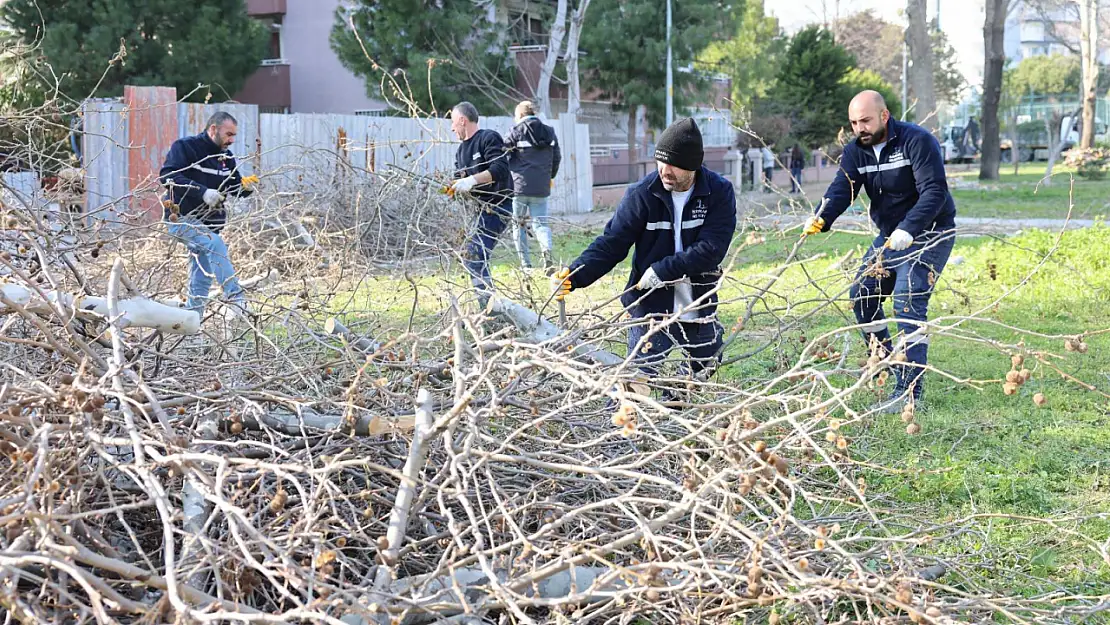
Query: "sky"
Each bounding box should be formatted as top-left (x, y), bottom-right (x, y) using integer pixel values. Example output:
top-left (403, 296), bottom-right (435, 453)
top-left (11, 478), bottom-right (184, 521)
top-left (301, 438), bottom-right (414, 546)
top-left (767, 0), bottom-right (987, 87)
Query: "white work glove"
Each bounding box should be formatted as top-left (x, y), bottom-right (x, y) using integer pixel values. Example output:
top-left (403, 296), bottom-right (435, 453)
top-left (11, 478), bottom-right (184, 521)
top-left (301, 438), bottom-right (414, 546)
top-left (451, 175), bottom-right (478, 193)
top-left (886, 229), bottom-right (914, 251)
top-left (636, 267), bottom-right (663, 290)
top-left (202, 188), bottom-right (223, 207)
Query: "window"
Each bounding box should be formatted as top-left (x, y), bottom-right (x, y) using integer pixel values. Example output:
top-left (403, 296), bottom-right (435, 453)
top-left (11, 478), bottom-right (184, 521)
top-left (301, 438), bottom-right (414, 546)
top-left (355, 109), bottom-right (390, 117)
top-left (257, 17), bottom-right (283, 61)
top-left (508, 10), bottom-right (546, 46)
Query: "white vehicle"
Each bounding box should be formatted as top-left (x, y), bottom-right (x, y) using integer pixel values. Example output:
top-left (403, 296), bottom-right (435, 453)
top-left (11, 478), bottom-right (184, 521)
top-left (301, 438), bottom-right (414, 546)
top-left (941, 124), bottom-right (978, 164)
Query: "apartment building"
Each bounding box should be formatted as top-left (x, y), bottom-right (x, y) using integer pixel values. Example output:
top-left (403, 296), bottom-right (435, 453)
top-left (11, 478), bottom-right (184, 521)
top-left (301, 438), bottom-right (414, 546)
top-left (1003, 0), bottom-right (1110, 63)
top-left (235, 0), bottom-right (387, 114)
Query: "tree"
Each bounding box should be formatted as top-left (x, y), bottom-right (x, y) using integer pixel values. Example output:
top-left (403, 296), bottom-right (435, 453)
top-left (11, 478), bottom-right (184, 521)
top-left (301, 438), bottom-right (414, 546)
top-left (535, 0), bottom-right (568, 118)
top-left (980, 0), bottom-right (1010, 180)
top-left (564, 0), bottom-right (592, 117)
top-left (1078, 0), bottom-right (1099, 147)
top-left (331, 0), bottom-right (514, 116)
top-left (767, 26), bottom-right (856, 147)
top-left (579, 0), bottom-right (722, 181)
top-left (1010, 54), bottom-right (1081, 95)
top-left (841, 68), bottom-right (903, 120)
top-left (833, 11), bottom-right (904, 90)
top-left (834, 11), bottom-right (965, 110)
top-left (905, 0), bottom-right (937, 129)
top-left (696, 0), bottom-right (785, 115)
top-left (930, 25), bottom-right (966, 105)
top-left (0, 0), bottom-right (268, 102)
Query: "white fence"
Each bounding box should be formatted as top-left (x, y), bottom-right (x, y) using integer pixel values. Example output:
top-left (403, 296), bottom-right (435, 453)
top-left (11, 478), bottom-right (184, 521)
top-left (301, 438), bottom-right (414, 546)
top-left (79, 101), bottom-right (593, 216)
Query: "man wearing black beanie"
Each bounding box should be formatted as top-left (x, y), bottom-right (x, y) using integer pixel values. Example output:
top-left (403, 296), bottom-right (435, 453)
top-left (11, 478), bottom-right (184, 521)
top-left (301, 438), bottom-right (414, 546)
top-left (553, 117), bottom-right (737, 383)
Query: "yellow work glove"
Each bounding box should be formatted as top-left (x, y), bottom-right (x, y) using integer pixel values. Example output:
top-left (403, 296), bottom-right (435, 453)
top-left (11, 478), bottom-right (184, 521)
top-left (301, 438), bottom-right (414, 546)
top-left (241, 174), bottom-right (260, 189)
top-left (552, 267), bottom-right (572, 301)
top-left (802, 215), bottom-right (825, 236)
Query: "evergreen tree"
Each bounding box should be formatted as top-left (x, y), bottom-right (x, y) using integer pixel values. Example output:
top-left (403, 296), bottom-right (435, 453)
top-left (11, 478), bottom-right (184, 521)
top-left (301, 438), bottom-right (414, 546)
top-left (330, 0), bottom-right (514, 116)
top-left (768, 26), bottom-right (856, 147)
top-left (0, 0), bottom-right (268, 102)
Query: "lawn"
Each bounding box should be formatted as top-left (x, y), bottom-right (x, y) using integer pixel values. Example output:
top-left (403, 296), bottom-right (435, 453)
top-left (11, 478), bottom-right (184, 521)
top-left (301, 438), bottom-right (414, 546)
top-left (760, 162), bottom-right (1110, 222)
top-left (948, 162), bottom-right (1110, 220)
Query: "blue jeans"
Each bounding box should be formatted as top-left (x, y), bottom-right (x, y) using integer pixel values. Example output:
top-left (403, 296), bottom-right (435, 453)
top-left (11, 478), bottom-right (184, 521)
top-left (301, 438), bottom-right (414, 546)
top-left (627, 316), bottom-right (724, 377)
top-left (790, 167), bottom-right (803, 192)
top-left (166, 218), bottom-right (244, 314)
top-left (464, 204), bottom-right (510, 298)
top-left (851, 230), bottom-right (955, 394)
top-left (511, 195), bottom-right (552, 266)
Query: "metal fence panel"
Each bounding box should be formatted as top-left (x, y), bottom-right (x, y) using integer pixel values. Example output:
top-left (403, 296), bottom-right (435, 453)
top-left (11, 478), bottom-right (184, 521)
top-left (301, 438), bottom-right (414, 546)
top-left (81, 98), bottom-right (131, 221)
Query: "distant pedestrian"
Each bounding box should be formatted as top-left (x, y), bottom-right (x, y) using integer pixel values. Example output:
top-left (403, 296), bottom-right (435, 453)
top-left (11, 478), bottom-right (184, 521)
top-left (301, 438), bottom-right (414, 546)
top-left (790, 144), bottom-right (805, 193)
top-left (503, 100), bottom-right (561, 275)
top-left (761, 143), bottom-right (775, 192)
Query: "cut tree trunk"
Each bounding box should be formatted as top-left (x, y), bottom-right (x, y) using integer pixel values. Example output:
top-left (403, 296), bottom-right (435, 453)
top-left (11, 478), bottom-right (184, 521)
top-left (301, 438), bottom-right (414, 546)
top-left (0, 284), bottom-right (201, 334)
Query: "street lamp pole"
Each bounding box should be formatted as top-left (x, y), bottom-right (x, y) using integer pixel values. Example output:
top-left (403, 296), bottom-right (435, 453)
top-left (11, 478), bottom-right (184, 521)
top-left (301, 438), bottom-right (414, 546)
top-left (666, 0), bottom-right (674, 127)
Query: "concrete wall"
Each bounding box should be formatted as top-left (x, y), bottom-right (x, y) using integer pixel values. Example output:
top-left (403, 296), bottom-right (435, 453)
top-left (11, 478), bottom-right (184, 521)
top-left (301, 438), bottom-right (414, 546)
top-left (285, 0), bottom-right (387, 114)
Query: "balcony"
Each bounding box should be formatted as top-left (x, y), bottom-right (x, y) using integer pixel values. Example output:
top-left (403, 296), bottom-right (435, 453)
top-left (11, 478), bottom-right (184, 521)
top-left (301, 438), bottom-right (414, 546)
top-left (233, 62), bottom-right (291, 110)
top-left (246, 0), bottom-right (286, 16)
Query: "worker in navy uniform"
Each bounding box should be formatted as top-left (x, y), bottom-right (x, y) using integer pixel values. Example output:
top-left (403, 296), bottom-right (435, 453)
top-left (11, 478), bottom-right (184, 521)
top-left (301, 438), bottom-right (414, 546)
top-left (804, 90), bottom-right (956, 412)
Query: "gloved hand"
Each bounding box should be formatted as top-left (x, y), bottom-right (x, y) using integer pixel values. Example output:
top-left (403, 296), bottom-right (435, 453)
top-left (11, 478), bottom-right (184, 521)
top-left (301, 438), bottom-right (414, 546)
top-left (802, 215), bottom-right (825, 236)
top-left (552, 267), bottom-right (572, 301)
top-left (636, 267), bottom-right (663, 290)
top-left (202, 188), bottom-right (223, 207)
top-left (451, 175), bottom-right (478, 193)
top-left (241, 175), bottom-right (260, 189)
top-left (886, 229), bottom-right (914, 251)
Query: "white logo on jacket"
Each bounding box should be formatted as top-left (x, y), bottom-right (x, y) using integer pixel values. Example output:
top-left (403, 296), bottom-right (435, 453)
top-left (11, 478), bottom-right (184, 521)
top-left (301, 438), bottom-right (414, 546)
top-left (688, 199), bottom-right (708, 221)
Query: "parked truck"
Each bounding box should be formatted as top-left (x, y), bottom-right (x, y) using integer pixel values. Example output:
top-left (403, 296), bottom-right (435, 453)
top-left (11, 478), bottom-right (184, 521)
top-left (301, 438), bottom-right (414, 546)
top-left (1000, 114), bottom-right (1107, 162)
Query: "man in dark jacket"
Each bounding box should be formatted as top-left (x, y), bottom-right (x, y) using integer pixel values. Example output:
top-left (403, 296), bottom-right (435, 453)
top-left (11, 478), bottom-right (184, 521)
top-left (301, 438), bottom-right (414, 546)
top-left (504, 100), bottom-right (561, 275)
top-left (449, 101), bottom-right (512, 306)
top-left (554, 118), bottom-right (736, 378)
top-left (159, 111), bottom-right (257, 316)
top-left (804, 90), bottom-right (956, 412)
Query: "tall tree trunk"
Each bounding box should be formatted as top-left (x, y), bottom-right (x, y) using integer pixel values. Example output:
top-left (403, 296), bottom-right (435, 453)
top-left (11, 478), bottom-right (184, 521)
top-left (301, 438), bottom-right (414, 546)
top-left (1079, 0), bottom-right (1099, 148)
top-left (564, 0), bottom-right (590, 117)
top-left (905, 0), bottom-right (936, 130)
top-left (627, 107), bottom-right (637, 183)
top-left (979, 0), bottom-right (1007, 181)
top-left (1043, 109), bottom-right (1075, 184)
top-left (536, 0), bottom-right (568, 118)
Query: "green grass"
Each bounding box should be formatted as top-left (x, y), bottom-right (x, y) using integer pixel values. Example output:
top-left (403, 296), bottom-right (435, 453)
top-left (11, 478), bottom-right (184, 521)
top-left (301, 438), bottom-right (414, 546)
top-left (948, 163), bottom-right (1110, 220)
top-left (803, 163), bottom-right (1110, 221)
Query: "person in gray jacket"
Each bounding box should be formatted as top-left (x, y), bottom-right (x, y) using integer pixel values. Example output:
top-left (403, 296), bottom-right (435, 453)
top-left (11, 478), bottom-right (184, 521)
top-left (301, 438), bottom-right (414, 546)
top-left (503, 100), bottom-right (562, 275)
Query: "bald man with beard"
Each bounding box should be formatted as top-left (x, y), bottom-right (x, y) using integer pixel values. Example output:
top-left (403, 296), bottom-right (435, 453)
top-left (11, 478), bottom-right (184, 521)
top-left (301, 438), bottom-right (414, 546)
top-left (803, 90), bottom-right (957, 413)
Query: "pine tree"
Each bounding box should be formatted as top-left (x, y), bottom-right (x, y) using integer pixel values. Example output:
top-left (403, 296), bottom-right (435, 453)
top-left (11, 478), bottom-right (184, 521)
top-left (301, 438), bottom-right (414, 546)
top-left (768, 27), bottom-right (856, 148)
top-left (330, 0), bottom-right (514, 116)
top-left (1, 0), bottom-right (268, 102)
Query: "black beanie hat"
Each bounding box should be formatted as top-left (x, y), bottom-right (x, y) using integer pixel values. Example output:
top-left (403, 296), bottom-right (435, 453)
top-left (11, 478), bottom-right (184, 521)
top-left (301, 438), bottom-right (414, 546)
top-left (654, 117), bottom-right (703, 171)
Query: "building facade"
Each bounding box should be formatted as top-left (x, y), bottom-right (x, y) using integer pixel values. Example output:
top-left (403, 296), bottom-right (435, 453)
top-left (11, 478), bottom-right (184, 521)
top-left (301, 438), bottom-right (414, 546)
top-left (235, 0), bottom-right (388, 114)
